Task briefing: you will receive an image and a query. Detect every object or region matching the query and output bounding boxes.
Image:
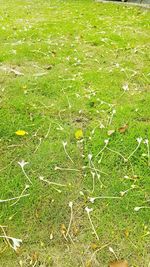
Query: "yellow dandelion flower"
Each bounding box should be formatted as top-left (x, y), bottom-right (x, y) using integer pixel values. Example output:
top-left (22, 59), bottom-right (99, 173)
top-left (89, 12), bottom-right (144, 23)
top-left (75, 129), bottom-right (83, 140)
top-left (15, 130), bottom-right (27, 136)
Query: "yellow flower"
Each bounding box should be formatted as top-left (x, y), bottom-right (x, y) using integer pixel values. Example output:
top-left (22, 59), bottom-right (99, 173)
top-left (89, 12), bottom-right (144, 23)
top-left (15, 130), bottom-right (27, 136)
top-left (75, 129), bottom-right (83, 140)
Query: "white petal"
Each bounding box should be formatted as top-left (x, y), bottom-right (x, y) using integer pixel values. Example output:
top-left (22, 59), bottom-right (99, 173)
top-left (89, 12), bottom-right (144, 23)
top-left (13, 238), bottom-right (22, 250)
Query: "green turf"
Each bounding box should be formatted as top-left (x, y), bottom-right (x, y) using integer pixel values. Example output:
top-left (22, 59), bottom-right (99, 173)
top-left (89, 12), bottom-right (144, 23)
top-left (0, 0), bottom-right (150, 266)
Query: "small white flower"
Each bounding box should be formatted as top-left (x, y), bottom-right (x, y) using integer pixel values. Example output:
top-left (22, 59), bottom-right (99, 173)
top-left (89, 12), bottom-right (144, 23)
top-left (100, 123), bottom-right (105, 129)
top-left (134, 206), bottom-right (142, 212)
top-left (104, 139), bottom-right (109, 145)
top-left (127, 137), bottom-right (143, 161)
top-left (54, 166), bottom-right (59, 170)
top-left (25, 184), bottom-right (30, 189)
top-left (39, 176), bottom-right (44, 180)
top-left (121, 68), bottom-right (125, 72)
top-left (122, 83), bottom-right (129, 91)
top-left (120, 191), bottom-right (126, 197)
top-left (88, 154), bottom-right (92, 161)
top-left (76, 93), bottom-right (80, 98)
top-left (134, 206), bottom-right (150, 212)
top-left (85, 206), bottom-right (99, 240)
top-left (96, 139), bottom-right (109, 158)
top-left (18, 160), bottom-right (32, 184)
top-left (62, 141), bottom-right (67, 147)
top-left (112, 109), bottom-right (116, 114)
top-left (11, 237), bottom-right (22, 251)
top-left (109, 246), bottom-right (114, 253)
top-left (69, 201), bottom-right (73, 208)
top-left (18, 160), bottom-right (28, 168)
top-left (85, 207), bottom-right (93, 213)
top-left (0, 236), bottom-right (22, 251)
top-left (136, 137), bottom-right (143, 144)
top-left (144, 139), bottom-right (149, 145)
top-left (89, 197), bottom-right (95, 204)
top-left (120, 185), bottom-right (136, 197)
top-left (39, 176), bottom-right (66, 191)
top-left (115, 63), bottom-right (120, 68)
top-left (108, 246), bottom-right (118, 260)
top-left (62, 141), bottom-right (74, 163)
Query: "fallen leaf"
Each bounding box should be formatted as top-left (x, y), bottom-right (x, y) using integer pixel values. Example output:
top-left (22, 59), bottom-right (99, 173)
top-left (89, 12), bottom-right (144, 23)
top-left (109, 260), bottom-right (128, 267)
top-left (15, 130), bottom-right (27, 136)
top-left (118, 124), bottom-right (128, 134)
top-left (75, 129), bottom-right (83, 140)
top-left (108, 129), bottom-right (115, 136)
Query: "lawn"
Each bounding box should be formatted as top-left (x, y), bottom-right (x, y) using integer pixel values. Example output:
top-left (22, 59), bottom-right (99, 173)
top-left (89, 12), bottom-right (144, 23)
top-left (0, 0), bottom-right (150, 266)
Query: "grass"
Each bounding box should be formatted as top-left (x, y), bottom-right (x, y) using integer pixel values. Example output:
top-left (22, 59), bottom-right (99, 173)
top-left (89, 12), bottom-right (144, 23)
top-left (0, 0), bottom-right (150, 266)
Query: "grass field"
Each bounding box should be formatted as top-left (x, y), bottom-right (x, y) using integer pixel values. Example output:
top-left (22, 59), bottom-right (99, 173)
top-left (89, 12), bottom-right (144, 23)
top-left (0, 0), bottom-right (150, 266)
